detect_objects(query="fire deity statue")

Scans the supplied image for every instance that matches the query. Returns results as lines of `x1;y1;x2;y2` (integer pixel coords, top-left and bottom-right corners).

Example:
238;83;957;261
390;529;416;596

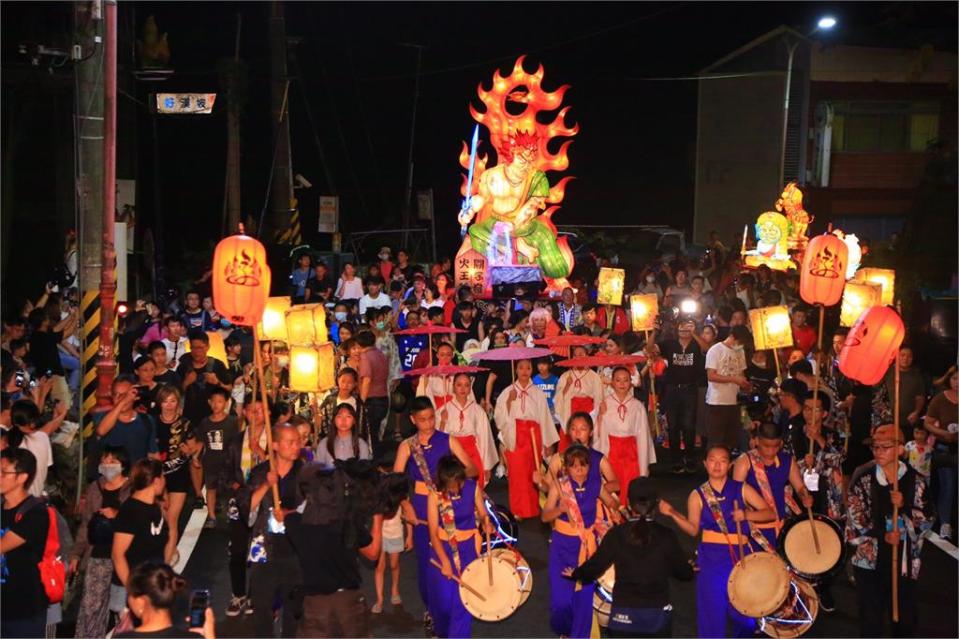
455;57;578;292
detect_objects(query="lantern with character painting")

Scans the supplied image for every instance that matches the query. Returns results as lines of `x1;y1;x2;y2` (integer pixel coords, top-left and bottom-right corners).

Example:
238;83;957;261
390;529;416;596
212;229;271;326
838;305;905;386
800;233;848;307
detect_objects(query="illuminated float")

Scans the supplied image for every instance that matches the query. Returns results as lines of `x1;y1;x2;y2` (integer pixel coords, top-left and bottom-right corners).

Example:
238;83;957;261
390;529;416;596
455;56;578;296
741;182;813;271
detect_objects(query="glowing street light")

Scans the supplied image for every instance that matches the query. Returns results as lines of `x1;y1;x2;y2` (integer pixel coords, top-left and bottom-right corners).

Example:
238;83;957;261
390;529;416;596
817;16;837;30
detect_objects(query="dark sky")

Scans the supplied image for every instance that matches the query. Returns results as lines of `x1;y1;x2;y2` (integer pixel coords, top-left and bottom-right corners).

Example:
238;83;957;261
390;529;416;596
2;1;956;294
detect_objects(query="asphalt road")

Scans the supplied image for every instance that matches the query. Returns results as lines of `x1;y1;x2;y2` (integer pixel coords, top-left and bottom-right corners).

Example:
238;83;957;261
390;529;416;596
174;458;958;639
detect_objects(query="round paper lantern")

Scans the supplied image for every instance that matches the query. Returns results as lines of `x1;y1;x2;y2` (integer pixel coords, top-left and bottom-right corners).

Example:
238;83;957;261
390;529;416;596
212;232;271;326
838;306;905;386
800;233;848;307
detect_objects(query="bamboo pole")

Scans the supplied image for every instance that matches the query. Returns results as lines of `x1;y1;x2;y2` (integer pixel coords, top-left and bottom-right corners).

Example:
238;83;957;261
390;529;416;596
892;349;901;623
772;347;782;384
253;326;281;510
805;304;826;553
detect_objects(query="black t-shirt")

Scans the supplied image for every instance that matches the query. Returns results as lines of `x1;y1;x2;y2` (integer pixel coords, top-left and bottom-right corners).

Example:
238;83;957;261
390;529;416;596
780;411;807;458
116;626;202;638
285;512;373;595
155;369;181;388
112;499;169;585
28;330;65;376
195;415;239;462
746;363;777;399
0;498;50;620
227;328;255;366
307;275;335;301
658;339;704;387
155;416;191;461
176;357;230;424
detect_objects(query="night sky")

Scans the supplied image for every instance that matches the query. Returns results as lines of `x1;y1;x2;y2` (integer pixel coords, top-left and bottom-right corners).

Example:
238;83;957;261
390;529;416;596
1;2;956;305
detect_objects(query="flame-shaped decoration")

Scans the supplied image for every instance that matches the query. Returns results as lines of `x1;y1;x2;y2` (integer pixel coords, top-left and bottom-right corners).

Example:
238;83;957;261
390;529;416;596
459;56;579;213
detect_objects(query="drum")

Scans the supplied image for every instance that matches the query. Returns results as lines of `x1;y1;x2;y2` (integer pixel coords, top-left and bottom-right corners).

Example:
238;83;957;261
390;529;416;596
481;499;519;551
778;514;845;581
459;554;523;621
489;548;533;606
593;565;615;627
757;576;819;638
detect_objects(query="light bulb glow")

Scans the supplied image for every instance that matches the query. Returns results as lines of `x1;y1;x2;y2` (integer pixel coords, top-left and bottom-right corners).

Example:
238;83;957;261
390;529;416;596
817;16;837;29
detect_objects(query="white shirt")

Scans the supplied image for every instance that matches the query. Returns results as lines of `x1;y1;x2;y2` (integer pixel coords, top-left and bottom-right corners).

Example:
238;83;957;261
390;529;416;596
314;435;371;466
336;277;364;300
439;397;499;472
20;431;53;497
595;393;656;475
359;292;392;316
705;341;746;405
494;382;559;452
162;336;189;368
554;369;604;431
416;375;453;409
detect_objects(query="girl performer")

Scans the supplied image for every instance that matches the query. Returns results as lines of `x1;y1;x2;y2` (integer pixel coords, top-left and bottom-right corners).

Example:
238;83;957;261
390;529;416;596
438;373;498;486
416;342;457;410
542;445;619;638
495;359;560;519
554;346;605;452
659;444;775;638
428;455;494;639
536;412;620;496
596;367;657;506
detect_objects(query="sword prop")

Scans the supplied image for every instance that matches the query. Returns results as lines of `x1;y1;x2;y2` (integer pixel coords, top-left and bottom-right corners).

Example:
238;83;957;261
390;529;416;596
460;125;480;238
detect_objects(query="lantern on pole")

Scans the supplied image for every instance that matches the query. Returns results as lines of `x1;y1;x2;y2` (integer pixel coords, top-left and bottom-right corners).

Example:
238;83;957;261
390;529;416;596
629;294;658;332
749;306;794;351
184;331;228;364
288;344;337;392
597;268;625;306
839;280;882;328
800;233;848;307
285;304;329;346
212;229;271;326
853;268;895;307
258;296;291;341
838;306;905;386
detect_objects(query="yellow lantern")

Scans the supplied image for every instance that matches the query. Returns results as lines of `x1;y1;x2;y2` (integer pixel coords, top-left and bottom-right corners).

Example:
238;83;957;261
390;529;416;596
853;268;895;307
749;305;794;350
840;280;882;328
288;343;336;392
258;296;291;341
184;331;228;364
285;303;329;346
629;294;658;332
597;268;625;306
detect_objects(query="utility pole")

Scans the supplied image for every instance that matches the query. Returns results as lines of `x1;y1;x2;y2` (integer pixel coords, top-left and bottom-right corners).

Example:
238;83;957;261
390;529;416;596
77;0;104;309
98;0;118;405
400;42;425;251
222;13;243;235
268;1;293;242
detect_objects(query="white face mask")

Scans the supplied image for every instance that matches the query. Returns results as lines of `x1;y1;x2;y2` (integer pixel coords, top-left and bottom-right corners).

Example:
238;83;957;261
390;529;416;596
646;275;656;284
378;253;389;261
334;311;348;322
99;463;123;481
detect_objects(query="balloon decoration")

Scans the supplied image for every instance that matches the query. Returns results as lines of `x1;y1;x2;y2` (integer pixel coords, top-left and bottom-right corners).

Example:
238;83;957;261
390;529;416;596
212;231;271;326
749;305;794;351
838;306;905;386
597;268;626;306
285;303;329;346
800;233;848;306
629;294;658;332
288;343;336;392
258;296;292;342
853;268;896;307
839;280;882;328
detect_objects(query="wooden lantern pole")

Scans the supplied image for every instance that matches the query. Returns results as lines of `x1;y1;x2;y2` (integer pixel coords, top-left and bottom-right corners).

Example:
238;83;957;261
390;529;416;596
804;303;826;554
772;347;782;384
253;325;281;509
645;330;660;438
892;346;901;623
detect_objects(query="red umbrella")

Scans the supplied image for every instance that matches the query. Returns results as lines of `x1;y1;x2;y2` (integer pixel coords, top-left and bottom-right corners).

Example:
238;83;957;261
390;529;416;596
555;354;647;368
468;347;553;362
393;325;466;366
403;364;488;377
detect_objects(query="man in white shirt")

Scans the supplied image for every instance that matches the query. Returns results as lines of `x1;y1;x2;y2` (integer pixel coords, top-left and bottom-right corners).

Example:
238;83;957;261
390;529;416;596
161;317;189;369
358;276;392;317
704;325;752;452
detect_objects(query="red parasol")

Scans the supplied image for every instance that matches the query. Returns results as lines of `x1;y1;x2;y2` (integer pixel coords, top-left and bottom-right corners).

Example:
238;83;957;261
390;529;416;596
533;334;606;358
403;364;488;377
555;354;647;368
393;325;466;366
468;347;553;362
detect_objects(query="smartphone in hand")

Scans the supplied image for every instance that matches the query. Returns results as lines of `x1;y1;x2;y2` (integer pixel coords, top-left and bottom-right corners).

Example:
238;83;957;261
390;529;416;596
188;589;210;628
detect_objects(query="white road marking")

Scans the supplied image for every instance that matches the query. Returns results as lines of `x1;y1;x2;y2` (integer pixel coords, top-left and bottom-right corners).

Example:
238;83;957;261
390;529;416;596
174;487;208;574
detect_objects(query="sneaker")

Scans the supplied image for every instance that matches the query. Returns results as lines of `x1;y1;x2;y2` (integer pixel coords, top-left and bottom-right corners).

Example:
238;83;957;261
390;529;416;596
941;523;953;541
391;594;402;605
203;516;216;529
226;596;247;617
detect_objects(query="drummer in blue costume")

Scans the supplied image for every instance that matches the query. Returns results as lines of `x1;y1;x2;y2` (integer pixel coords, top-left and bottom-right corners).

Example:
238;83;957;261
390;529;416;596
659;444;775;638
394;396;477;636
542;444;620;638
427;455;494;638
732;422;813;548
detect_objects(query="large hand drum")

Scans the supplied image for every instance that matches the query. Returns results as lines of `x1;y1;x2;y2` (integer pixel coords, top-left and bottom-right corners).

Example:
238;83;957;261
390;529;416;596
727;552;792;618
459;553;523;621
593;565;615;627
778;514;844;581
489;548;533;605
758;576;820;638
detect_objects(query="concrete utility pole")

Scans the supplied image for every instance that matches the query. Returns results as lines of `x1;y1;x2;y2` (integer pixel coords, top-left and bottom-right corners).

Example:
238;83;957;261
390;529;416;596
268;0;293;241
98;0;118;406
223;13;243;235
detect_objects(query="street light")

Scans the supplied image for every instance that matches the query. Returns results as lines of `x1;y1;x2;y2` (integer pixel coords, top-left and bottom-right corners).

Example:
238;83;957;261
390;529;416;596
778;16;838;189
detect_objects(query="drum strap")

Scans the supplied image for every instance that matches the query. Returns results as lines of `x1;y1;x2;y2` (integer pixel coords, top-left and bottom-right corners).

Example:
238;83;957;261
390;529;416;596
747;451;782;528
438;492;463;574
556;473;596;591
699;482;739;564
407;435;437;493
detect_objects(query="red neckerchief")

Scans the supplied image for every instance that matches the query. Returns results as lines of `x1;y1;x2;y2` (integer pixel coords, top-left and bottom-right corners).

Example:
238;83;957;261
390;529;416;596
455;398;474;427
610;393;631;421
513;382;531;413
572;369;588;391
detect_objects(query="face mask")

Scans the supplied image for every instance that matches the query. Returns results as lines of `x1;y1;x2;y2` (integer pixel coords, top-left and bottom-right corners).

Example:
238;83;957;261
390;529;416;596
375;321;387;331
378;253;389;261
99;463;122;481
335;312;347;322
646;275;656;283
276;355;290;368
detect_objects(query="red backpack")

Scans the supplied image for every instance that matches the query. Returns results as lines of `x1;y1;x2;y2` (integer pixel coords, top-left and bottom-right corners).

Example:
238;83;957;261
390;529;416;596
15;497;66;604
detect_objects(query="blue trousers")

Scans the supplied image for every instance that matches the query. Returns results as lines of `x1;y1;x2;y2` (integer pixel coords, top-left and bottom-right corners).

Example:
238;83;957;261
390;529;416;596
549;531;595;638
696;544;756;638
428;540;477;638
412;494;431;608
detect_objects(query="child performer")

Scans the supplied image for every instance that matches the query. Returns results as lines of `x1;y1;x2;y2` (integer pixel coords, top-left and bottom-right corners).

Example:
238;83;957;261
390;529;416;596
495;359;560;519
416;342;457;409
554;346;604;452
439;373;498;486
596;367;656;506
428;455;494;639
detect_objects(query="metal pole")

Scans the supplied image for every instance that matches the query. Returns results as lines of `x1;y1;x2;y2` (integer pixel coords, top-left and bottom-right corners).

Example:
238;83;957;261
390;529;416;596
401;43;425;250
97;0;118;408
778;39;799;190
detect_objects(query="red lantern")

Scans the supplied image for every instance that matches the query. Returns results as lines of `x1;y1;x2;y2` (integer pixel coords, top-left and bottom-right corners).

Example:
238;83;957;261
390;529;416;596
800;234;848;306
212;232;271;326
838;306;905;386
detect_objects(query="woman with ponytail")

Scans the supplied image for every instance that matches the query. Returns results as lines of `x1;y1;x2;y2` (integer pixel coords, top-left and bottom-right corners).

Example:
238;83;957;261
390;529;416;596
564;478;694;638
114;561;214;638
